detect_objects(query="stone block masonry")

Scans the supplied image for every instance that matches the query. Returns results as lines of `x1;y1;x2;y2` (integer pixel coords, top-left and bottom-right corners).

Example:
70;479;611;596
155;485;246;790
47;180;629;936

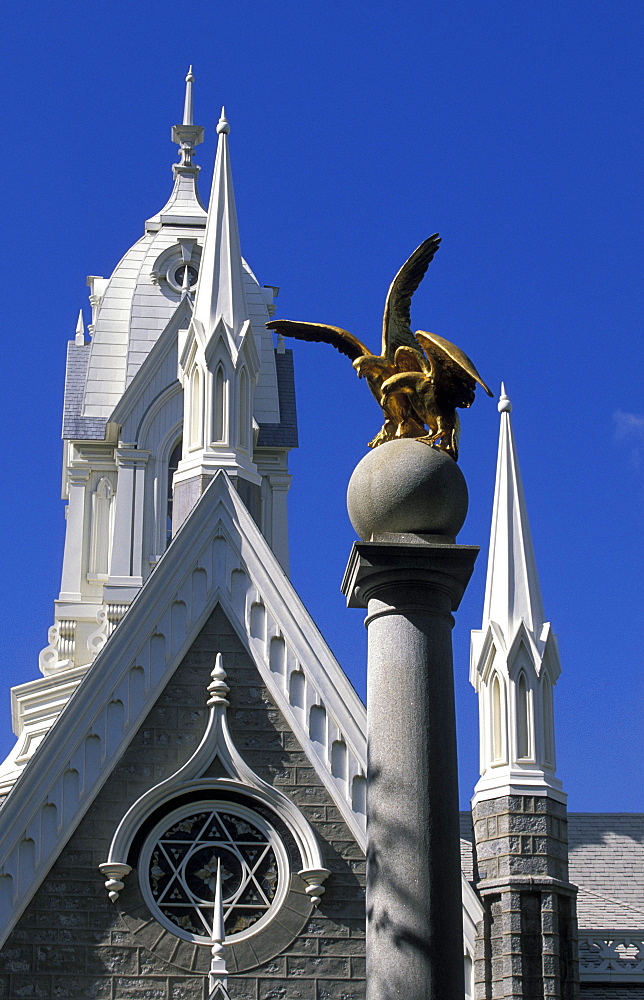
473;795;579;1000
0;606;366;998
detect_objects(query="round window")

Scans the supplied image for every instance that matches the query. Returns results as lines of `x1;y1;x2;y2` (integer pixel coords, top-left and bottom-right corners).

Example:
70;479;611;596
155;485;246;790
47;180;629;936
139;800;289;943
170;263;199;291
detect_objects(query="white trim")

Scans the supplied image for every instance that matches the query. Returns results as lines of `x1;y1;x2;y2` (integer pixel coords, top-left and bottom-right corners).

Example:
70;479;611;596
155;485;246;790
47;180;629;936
0;473;482;950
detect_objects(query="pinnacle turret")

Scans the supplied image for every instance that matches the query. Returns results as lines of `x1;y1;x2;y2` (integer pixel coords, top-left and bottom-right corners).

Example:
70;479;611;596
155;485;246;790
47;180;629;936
470;385;563;804
192;106;249;341
145;67;206;231
481;384;545;641
74;309;85;346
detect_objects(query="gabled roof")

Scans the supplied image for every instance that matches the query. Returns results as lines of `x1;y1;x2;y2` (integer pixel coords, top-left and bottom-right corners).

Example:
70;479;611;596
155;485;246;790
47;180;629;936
0;473;367;945
0;472;482;945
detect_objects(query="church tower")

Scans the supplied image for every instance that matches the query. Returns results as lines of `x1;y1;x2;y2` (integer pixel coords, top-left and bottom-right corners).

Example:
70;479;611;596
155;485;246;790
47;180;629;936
470;386;579;999
0;71;296;797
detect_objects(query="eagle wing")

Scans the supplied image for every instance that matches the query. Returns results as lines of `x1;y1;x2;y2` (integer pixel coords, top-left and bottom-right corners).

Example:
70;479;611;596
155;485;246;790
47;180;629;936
393;345;431;374
267;320;372;362
381;234;442;360
415;331;493;408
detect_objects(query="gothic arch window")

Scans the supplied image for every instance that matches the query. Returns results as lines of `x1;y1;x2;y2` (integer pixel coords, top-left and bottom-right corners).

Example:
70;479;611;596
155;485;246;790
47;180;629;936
140;799;289;944
238;368;250;451
491;673;506;764
89;477;114;578
166;439;182;548
213;365;226;443
189;367;202;448
516;672;531;759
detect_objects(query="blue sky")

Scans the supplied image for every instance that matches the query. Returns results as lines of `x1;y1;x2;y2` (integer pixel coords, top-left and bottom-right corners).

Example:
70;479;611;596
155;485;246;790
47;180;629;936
0;1;641;810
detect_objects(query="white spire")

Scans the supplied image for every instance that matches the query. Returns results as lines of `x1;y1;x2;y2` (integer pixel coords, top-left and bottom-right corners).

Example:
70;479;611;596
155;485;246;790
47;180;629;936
146;68;206;231
74;309;85;346
470;384;563;805
171;65;204;170
183;65;194;126
482;384;545;641
192;107;248;340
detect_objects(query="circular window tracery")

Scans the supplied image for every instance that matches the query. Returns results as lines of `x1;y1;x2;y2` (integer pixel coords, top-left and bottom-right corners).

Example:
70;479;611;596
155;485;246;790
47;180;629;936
140;800;289;944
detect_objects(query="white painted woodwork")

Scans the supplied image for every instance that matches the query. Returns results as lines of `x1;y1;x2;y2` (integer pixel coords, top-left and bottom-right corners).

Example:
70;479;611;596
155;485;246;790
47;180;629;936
470;387;564;804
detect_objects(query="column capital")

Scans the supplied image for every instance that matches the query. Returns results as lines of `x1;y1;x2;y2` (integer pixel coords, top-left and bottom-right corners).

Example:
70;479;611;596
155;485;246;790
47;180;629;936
67;466;91;485
342;538;478;612
115;446;150;469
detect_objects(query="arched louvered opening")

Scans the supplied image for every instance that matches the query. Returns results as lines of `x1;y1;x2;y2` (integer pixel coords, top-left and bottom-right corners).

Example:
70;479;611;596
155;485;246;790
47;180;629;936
542;675;555;766
89;476;114;577
189;366;202;447
238;368;250;451
516;672;531;759
213;364;226;443
491;674;505;763
166;438;182;548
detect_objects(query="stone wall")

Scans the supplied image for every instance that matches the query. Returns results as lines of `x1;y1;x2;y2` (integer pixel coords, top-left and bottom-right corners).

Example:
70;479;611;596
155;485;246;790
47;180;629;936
472;795;579;1000
0;606;366;999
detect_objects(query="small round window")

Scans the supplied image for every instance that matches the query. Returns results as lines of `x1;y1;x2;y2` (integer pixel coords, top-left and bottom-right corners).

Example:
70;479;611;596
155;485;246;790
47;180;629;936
170;263;199;291
140;800;289;943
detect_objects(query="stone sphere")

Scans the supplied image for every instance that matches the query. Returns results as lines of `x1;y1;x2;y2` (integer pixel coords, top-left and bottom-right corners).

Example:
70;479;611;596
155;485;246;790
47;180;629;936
347;438;468;541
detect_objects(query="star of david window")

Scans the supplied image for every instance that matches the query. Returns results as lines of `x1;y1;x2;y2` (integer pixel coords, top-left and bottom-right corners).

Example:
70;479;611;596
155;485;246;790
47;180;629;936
139;799;289;944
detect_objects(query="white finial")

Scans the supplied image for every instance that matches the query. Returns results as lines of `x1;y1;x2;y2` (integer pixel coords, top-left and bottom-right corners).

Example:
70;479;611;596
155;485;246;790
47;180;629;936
180;261;192;300
171;66;203;171
213;857;225;949
208;857;229;994
207;653;230;706
498;381;512;413
217;107;230;135
75;309;85;346
183;66;194;126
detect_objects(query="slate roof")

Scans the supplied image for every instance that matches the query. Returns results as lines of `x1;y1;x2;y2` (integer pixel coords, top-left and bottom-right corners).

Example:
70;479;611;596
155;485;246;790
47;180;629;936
61;341;107;440
568;814;644;931
457;811;644;933
256;348;298;449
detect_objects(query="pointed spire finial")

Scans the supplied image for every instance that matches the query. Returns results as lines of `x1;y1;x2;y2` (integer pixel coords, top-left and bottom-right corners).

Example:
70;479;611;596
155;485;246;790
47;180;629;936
217;107;230;135
75;309;85;346
171;67;204;171
207;653;230;706
192;109;248;339
183;66;194;125
180;260;192;300
208;857;229;996
481;386;545;637
498;381;512;413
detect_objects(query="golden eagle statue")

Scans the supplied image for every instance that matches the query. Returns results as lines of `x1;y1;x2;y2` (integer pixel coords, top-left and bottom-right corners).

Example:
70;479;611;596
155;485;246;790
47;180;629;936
267;235;492;460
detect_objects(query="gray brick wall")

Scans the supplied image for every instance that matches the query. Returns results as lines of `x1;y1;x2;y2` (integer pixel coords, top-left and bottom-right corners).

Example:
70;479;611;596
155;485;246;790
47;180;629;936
0;606;365;999
472;796;579;999
473;795;570;885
